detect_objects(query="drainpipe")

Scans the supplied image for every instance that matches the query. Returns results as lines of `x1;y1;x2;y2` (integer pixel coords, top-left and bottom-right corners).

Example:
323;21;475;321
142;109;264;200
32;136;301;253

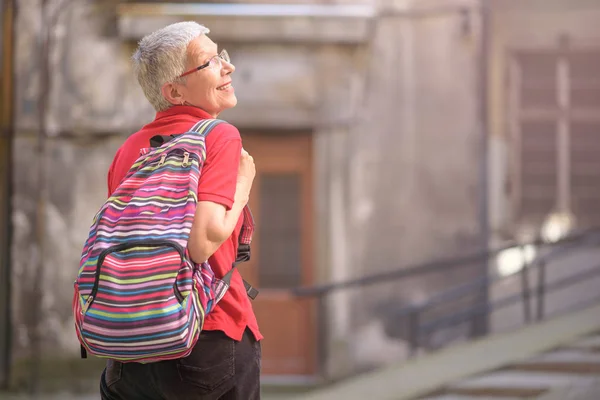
0;0;15;390
473;0;491;337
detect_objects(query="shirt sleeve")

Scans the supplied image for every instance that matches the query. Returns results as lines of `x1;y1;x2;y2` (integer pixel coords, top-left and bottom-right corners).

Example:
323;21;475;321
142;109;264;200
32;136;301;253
197;123;242;210
107;148;122;197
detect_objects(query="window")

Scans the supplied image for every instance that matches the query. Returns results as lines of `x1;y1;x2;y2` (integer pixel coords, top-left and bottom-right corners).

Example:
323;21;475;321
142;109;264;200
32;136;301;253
258;173;302;289
509;46;600;228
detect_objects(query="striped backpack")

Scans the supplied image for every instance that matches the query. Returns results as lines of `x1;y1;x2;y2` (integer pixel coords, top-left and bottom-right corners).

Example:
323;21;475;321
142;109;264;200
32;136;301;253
73;119;256;363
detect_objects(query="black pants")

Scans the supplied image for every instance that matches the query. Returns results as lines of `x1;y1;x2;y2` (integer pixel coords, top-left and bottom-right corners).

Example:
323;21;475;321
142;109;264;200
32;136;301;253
100;328;261;400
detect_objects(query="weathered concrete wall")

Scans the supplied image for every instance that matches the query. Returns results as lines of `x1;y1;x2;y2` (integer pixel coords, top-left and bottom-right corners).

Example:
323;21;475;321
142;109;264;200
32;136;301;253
16;0;151;134
11;135;122;358
11;0;140;363
324;0;483;374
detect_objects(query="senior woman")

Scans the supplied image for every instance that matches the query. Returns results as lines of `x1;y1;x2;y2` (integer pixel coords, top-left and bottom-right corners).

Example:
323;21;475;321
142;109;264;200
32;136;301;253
100;21;262;400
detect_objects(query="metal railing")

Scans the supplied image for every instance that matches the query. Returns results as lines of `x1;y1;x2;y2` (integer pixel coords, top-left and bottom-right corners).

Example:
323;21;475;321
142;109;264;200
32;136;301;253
293;227;600;373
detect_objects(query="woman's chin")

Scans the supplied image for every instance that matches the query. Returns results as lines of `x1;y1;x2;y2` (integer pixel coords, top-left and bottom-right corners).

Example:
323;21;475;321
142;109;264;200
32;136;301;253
223;95;238;110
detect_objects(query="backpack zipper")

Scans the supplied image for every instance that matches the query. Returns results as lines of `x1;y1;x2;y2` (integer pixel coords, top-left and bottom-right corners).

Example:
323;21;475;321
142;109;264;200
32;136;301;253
157;153;167;167
157;150;194;168
83;240;187;313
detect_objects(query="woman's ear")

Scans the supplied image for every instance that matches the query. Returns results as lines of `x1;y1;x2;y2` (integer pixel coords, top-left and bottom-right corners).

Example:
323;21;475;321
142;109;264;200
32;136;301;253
161;82;185;106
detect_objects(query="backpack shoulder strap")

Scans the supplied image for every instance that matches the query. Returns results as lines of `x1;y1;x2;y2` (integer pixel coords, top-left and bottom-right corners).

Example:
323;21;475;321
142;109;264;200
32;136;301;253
236;206;258;299
220;206;258;300
189;119;224;136
148;119;225;149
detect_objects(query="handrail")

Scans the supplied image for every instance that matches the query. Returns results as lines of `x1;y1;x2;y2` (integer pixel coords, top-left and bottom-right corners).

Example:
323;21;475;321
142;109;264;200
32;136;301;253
293;226;600;367
414;232;600;313
408;230;600;353
292;227;600;297
420;261;600;335
292;243;514;297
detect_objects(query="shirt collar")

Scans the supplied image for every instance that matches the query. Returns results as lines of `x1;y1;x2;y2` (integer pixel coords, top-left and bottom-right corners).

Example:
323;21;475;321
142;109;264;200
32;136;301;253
155;105;214;121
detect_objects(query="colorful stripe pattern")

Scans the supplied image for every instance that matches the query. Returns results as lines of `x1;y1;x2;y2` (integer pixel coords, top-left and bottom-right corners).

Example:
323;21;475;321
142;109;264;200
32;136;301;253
73;119;229;363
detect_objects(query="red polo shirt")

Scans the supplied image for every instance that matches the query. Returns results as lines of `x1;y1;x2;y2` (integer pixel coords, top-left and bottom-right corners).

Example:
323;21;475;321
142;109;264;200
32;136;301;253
107;105;262;342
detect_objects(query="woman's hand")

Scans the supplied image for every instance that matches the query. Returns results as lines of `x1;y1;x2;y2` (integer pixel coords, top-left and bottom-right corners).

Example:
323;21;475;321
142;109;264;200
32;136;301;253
235;149;256;204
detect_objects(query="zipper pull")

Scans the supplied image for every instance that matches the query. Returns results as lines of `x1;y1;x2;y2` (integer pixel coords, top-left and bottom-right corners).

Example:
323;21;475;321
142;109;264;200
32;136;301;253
182;152;190;167
158;153;167;167
81;296;93;315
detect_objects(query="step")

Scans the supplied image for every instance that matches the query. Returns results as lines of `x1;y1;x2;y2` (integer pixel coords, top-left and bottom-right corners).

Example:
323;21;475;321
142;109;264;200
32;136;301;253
565;334;600;352
444;387;547;397
421;395;524;400
525;349;600;363
510;349;600;374
444;370;597;397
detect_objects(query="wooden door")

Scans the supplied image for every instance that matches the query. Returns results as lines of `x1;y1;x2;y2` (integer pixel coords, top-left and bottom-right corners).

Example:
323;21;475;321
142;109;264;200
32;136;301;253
241;132;316;377
0;0;14;387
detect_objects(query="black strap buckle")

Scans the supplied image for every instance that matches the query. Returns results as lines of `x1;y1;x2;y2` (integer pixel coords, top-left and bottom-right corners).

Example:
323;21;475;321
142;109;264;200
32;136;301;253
244;280;259;300
235;244;257;299
235;244;251;264
149;134;178;148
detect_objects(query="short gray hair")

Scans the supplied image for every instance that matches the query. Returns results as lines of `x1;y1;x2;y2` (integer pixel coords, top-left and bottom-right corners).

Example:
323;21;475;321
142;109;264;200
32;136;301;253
132;21;210;112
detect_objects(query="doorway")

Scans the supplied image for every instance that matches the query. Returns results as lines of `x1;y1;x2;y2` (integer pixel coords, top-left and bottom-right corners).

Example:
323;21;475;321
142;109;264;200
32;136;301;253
241;132;316;378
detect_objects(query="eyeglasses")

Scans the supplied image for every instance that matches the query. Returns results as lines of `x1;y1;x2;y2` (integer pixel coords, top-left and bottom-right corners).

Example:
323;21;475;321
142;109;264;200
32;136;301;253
179;49;230;78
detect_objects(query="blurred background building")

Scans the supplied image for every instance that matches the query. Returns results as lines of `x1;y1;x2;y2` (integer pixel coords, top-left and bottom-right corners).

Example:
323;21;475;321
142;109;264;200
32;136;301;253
1;0;600;396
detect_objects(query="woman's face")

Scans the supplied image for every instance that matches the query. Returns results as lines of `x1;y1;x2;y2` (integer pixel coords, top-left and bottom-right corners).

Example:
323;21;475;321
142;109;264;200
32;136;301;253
177;35;237;117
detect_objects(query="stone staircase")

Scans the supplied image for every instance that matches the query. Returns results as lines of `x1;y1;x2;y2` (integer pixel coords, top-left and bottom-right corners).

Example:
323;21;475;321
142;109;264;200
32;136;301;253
293;304;600;400
417;334;600;399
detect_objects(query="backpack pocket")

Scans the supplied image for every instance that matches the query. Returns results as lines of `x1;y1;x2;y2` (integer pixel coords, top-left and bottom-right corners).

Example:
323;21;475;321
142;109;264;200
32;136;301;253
76;240;203;362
